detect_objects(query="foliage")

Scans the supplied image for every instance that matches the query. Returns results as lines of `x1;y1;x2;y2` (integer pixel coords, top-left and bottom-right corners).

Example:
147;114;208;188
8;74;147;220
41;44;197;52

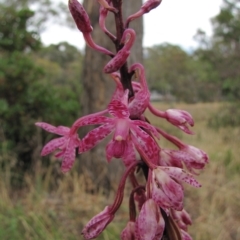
194;0;240;127
144;43;218;103
195;0;240;101
0;4;82;175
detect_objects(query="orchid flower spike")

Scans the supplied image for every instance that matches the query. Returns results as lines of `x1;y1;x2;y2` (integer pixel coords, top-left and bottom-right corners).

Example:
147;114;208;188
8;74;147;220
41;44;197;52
126;0;162;28
104;28;136;73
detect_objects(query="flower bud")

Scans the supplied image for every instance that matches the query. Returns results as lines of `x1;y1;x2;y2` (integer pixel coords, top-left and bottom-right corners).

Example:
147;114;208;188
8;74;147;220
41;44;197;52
82;206;114;239
68;0;93;33
165;109;194;134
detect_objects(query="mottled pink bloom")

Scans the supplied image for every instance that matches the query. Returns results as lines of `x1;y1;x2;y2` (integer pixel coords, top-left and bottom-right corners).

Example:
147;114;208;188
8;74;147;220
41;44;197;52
156;127;209;174
159;149;183;168
82;206;114;239
35;122;80;173
151;167;201;211
110;69;151;119
135;199;165;240
121;221;136;240
104;28;136;73
161;148;207;174
80;91;160;165
148;104;194;134
126;0;162;27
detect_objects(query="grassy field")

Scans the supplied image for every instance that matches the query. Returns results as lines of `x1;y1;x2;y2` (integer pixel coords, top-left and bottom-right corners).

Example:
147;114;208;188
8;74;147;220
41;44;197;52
0;102;240;240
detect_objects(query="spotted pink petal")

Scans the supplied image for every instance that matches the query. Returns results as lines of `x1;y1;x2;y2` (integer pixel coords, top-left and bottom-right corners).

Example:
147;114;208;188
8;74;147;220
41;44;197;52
71;110;109;129
131;124;160;165
135;199;165;240
35;122;70;136
41;137;66;156
106;139;127;162
81;123;115;152
160;149;183;168
103;29;136;73
61;139;76;173
152;168;184;211
55;126;71;135
128;89;150;118
132;120;159;139
121;139;137;166
161;167;201;188
35;122;59;134
151;178;173;210
108;100;130;118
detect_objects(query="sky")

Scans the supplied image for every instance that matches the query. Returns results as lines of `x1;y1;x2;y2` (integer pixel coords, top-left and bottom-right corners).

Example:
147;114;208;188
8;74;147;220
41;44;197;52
41;0;223;51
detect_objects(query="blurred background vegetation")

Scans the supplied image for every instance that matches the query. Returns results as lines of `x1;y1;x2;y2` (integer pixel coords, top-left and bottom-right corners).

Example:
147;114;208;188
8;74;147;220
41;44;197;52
0;0;240;239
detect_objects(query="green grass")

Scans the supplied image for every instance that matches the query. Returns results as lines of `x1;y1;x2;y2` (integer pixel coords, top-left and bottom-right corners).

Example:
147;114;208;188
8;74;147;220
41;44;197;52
1;102;240;240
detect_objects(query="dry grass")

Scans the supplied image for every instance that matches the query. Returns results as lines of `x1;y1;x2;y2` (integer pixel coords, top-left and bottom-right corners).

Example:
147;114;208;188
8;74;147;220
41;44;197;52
1;102;240;239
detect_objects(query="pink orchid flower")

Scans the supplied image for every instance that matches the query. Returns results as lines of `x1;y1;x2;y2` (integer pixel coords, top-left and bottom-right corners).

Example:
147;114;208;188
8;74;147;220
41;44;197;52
156;127;209;174
104;28;136;73
148;103;195;134
151;166;201;211
35;122;80;173
109;66;151;119
36;109;108;173
79;90;160;165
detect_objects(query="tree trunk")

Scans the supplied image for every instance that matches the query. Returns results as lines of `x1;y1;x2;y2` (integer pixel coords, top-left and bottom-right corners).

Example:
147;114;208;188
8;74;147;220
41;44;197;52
79;0;143;191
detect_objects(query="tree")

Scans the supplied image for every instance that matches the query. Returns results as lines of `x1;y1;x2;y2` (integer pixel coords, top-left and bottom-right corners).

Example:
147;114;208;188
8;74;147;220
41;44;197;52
144;43;217;103
0;3;81;179
195;0;240;127
195;0;240;101
78;0;143;190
